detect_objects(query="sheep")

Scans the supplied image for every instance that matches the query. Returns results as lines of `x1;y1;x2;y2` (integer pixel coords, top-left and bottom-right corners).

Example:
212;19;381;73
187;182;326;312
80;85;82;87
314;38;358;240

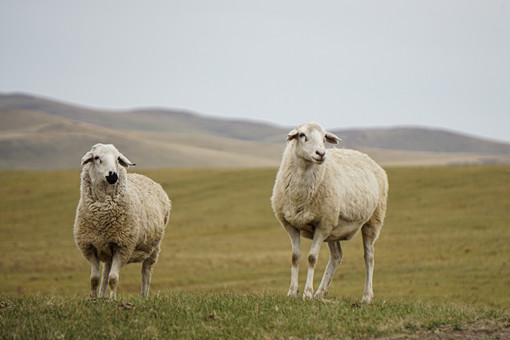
271;122;388;303
73;143;171;299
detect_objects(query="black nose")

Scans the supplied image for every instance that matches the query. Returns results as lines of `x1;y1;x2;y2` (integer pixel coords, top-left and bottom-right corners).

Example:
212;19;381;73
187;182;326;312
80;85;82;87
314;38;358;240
106;171;118;184
316;150;325;159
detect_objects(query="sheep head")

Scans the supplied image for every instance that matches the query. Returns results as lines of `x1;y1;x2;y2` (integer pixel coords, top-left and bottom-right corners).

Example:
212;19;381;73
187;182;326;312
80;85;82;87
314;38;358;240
81;144;135;186
286;122;341;164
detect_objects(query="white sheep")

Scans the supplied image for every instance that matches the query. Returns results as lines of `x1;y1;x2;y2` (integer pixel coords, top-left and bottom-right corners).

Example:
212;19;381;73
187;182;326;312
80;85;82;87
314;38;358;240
271;122;388;303
73;143;171;299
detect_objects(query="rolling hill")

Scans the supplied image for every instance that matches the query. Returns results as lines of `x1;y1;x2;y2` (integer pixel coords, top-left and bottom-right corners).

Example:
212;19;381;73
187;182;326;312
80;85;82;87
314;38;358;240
1;92;510;169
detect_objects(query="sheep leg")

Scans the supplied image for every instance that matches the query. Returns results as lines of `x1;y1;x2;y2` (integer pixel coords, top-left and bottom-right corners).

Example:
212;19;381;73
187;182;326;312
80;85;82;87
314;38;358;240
283;223;301;297
141;260;152;297
361;225;377;303
141;246;160;297
315;241;343;299
303;230;327;300
108;252;124;300
98;261;111;298
88;255;101;300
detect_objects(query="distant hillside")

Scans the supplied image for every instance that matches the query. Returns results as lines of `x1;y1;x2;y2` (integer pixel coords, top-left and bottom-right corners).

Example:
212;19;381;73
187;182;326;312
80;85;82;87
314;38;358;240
0;93;287;141
0;110;282;170
334;127;510;154
1;92;510;169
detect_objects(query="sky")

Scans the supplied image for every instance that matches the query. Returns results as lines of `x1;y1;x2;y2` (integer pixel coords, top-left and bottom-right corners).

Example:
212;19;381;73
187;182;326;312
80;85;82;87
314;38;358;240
1;1;509;142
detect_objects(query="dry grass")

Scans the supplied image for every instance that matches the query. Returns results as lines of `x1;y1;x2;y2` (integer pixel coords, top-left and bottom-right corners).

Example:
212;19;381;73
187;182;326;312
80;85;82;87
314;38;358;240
0;166;509;307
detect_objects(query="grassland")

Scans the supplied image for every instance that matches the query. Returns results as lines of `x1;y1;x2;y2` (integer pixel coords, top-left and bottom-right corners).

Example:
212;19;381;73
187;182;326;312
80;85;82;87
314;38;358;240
1;292;508;339
1;166;509;338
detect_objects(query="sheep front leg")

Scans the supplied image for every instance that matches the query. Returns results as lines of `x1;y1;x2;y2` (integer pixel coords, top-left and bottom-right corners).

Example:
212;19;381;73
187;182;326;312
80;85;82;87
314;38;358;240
303;230;327;300
88;255;101;300
315;241;342;299
283;224;301;297
108;252;124;300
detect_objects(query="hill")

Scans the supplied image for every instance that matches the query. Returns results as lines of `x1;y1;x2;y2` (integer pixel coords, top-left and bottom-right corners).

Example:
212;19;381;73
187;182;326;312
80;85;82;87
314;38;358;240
334;127;510;154
0;94;284;169
0;93;286;141
1;92;510;169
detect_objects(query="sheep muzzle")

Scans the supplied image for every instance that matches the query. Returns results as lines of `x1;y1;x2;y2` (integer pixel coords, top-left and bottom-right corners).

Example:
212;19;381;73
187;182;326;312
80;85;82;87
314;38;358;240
312;150;326;164
106;171;118;185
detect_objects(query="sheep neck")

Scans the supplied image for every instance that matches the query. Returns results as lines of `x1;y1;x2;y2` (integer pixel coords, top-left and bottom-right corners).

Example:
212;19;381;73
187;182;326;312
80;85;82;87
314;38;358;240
283;151;326;206
81;168;125;203
90;180;118;202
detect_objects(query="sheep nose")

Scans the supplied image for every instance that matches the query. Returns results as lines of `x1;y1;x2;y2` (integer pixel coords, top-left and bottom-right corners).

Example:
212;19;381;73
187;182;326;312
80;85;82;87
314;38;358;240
316;150;326;159
106;171;118;184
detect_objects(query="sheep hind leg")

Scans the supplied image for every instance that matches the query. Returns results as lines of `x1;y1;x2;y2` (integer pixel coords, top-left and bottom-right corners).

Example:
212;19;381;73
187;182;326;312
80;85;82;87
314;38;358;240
140;261;152;298
361;223;380;304
141;249;158;297
303;230;327;300
98;261;111;298
314;241;342;299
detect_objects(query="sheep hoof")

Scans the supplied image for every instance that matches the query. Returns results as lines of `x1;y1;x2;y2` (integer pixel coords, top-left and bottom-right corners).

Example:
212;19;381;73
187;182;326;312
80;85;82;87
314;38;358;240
314;290;327;299
303;289;314;300
361;294;373;304
287;290;298;298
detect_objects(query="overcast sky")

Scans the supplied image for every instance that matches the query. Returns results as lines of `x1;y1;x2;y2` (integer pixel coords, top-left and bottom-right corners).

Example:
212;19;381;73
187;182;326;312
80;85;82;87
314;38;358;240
1;1;509;142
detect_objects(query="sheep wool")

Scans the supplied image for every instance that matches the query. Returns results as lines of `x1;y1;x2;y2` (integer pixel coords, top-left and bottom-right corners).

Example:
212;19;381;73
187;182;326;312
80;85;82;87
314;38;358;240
73;144;171;299
271;122;388;303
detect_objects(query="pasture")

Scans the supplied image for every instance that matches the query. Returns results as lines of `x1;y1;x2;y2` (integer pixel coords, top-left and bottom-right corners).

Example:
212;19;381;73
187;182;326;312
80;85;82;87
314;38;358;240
1;166;509;338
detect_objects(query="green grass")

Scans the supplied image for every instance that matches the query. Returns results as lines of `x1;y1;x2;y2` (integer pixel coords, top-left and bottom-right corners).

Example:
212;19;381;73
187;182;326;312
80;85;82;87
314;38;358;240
1;166;509;338
1;292;508;339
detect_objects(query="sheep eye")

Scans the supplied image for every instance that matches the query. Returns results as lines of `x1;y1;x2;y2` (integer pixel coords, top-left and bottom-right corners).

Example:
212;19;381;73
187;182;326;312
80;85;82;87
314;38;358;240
299;133;308;141
94;156;101;163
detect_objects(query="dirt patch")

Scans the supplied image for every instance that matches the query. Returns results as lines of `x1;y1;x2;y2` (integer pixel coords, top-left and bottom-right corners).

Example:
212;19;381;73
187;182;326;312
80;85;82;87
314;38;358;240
373;319;510;340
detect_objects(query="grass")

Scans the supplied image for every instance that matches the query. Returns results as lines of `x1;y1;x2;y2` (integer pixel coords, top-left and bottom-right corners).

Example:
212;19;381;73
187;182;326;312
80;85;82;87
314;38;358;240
1;166;509;338
1;292;508;339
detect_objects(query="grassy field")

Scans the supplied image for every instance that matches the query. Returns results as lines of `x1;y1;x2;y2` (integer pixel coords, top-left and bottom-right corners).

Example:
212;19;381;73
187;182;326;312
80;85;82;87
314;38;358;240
1;166;509;338
1;292;508;339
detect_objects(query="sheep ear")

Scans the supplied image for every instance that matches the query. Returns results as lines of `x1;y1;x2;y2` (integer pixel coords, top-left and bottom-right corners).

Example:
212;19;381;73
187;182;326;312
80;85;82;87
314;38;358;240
325;132;341;144
81;151;94;166
118;154;135;168
286;128;299;141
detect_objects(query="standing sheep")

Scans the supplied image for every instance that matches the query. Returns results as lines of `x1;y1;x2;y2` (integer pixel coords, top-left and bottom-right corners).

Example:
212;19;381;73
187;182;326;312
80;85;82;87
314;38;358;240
74;143;171;299
271;122;388;303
